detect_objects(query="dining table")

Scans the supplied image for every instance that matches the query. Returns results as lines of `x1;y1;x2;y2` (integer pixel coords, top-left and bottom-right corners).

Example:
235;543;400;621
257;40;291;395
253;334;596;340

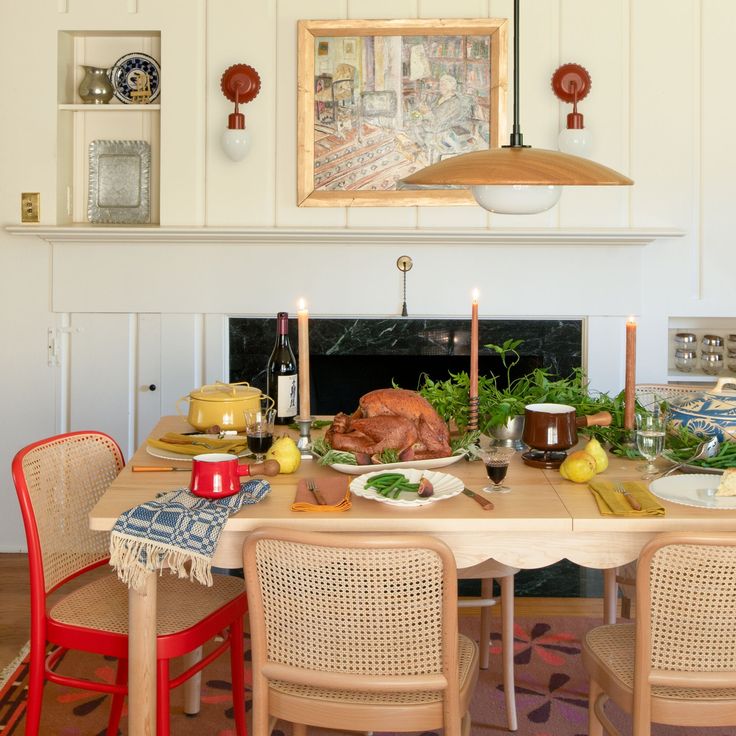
88;415;736;735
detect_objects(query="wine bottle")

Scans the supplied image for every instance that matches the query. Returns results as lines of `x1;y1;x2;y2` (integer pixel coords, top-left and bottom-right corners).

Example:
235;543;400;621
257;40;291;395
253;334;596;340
266;312;298;425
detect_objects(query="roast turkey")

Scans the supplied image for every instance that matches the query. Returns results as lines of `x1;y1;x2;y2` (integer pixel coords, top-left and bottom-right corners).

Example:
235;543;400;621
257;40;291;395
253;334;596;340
325;388;452;460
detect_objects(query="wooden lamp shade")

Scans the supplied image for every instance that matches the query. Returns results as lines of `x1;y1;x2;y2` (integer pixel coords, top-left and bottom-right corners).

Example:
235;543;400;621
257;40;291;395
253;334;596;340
401;147;633;187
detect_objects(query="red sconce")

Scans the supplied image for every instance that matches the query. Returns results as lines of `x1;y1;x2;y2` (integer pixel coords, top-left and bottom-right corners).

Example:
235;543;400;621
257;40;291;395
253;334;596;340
220;63;261;161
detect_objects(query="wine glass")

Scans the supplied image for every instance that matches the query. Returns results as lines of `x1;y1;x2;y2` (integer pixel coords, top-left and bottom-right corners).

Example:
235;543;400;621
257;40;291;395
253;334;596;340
635;408;667;480
244;408;275;462
480;447;515;493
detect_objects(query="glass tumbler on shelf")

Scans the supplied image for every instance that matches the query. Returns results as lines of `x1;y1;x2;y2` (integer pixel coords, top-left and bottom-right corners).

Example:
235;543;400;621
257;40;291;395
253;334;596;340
673;332;697;347
674;348;697;373
701;351;724;375
635;408;667;480
728;348;736;374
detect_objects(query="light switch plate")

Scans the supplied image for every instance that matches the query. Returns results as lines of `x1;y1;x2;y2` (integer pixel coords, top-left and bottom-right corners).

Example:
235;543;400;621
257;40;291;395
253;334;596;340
21;192;40;223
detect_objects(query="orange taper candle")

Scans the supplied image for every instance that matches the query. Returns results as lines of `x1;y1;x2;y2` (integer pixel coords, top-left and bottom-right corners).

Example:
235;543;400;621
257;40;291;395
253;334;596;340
624;316;637;430
469;289;480;431
297;299;311;420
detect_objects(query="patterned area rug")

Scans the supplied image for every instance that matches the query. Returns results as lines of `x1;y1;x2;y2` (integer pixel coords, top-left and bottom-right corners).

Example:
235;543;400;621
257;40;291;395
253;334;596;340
1;615;732;735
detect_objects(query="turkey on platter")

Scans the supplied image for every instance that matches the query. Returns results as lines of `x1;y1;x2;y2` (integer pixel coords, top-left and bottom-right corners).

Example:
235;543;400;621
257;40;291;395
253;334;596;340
325;388;452;461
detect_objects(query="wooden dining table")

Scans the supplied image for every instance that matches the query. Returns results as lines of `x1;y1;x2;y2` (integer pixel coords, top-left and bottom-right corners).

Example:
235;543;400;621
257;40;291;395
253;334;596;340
89;415;736;735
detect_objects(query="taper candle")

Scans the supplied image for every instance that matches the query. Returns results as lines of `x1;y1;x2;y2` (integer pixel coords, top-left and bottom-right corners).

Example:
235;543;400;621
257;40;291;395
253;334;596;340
469;289;480;431
297;299;310;420
624;316;637;430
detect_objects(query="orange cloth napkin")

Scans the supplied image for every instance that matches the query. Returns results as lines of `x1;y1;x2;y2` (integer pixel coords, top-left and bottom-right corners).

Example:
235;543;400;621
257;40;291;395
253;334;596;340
291;478;352;512
588;479;665;517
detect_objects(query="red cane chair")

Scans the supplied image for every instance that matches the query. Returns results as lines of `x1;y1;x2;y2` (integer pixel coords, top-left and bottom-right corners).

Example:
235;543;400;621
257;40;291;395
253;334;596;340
12;431;248;736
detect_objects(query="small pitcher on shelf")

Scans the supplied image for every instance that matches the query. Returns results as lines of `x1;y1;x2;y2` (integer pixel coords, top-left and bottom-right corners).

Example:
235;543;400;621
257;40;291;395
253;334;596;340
78;65;114;104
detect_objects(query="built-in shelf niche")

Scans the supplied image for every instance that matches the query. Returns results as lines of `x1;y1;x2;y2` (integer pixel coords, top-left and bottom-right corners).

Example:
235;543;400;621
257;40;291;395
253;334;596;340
57;30;161;225
668;317;736;384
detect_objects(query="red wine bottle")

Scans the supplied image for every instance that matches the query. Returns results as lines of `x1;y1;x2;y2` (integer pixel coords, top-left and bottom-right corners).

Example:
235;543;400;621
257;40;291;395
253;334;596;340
266;312;298;425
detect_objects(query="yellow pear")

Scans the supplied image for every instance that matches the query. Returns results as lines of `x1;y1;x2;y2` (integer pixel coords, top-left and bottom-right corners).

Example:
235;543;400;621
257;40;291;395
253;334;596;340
583;437;609;473
559;450;597;483
265;436;301;474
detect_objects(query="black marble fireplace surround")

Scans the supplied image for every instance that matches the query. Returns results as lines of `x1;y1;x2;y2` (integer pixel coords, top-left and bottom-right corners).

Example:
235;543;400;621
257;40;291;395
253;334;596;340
229;316;601;598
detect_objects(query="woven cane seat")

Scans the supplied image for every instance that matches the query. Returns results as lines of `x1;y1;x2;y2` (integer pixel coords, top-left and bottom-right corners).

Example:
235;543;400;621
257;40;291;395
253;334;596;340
50;572;245;637
585;624;736;702
269;633;477;706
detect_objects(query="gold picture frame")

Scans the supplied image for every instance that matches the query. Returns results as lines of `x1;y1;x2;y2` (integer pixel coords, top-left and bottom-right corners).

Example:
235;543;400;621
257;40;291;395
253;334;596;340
297;18;508;207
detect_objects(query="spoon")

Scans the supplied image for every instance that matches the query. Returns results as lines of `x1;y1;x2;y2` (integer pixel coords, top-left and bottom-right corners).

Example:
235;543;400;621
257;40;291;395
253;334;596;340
658;436;720;478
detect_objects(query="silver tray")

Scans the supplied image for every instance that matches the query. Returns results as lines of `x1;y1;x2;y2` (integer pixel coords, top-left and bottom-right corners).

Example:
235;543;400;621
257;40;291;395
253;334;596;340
88;140;151;224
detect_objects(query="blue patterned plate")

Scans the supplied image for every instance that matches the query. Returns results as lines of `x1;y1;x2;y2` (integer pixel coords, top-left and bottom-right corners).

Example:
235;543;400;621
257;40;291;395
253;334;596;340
111;52;160;104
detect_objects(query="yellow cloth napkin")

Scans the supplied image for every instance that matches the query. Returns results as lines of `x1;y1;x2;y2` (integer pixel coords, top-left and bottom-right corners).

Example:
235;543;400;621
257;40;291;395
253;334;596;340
588;479;666;517
147;433;250;457
291;478;352;513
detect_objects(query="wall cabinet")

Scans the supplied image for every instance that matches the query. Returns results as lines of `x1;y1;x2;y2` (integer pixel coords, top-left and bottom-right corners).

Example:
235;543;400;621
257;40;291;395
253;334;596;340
57;31;161;224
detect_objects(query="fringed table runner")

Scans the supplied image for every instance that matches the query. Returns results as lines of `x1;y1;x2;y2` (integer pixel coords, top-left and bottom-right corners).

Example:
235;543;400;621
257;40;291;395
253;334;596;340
110;480;270;591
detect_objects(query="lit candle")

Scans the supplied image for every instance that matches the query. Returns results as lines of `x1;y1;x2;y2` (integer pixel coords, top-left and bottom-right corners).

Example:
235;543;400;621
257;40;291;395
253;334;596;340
297;299;310;420
624;316;637;430
469;289;479;431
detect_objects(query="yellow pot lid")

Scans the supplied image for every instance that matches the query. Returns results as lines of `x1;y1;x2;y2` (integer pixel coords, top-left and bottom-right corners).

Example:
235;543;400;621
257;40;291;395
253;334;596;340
189;382;260;402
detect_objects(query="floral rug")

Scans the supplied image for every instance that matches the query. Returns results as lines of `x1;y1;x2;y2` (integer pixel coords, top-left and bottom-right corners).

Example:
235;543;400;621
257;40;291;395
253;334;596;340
0;615;731;735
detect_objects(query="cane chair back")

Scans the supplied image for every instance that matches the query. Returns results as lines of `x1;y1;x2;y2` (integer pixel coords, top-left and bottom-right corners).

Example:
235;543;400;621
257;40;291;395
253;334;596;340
584;532;736;736
244;528;479;736
12;431;248;736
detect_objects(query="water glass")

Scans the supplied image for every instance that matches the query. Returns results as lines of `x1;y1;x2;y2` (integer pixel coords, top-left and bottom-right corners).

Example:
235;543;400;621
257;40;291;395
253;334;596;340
244;408;275;462
635;409;667;480
480;447;515;494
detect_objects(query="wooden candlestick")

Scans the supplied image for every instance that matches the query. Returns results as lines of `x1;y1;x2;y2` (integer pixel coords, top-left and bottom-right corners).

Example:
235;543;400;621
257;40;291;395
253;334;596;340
469;290;479;431
297;299;311;421
624;317;637;430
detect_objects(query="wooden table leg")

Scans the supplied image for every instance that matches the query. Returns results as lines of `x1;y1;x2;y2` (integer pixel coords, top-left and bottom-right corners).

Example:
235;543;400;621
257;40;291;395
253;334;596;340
602;568;617;625
128;571;157;735
183;647;203;715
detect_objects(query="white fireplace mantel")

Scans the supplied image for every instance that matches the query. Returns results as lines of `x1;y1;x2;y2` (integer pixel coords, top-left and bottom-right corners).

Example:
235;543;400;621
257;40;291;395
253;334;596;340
6;225;684;247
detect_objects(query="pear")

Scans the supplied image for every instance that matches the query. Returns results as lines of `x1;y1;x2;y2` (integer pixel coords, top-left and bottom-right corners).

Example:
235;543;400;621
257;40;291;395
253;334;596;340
265;436;301;474
583;437;609;473
559;450;597;483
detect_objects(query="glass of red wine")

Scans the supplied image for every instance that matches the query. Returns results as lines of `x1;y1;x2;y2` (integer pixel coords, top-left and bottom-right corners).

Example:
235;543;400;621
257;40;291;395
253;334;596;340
480;447;515;494
244;408;275;462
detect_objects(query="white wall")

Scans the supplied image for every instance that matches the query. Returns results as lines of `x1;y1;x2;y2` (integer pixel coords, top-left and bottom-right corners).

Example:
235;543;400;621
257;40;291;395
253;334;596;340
1;0;735;550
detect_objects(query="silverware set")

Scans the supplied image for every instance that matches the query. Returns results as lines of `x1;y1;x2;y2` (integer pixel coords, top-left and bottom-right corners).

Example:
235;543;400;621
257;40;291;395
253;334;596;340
307;479;327;505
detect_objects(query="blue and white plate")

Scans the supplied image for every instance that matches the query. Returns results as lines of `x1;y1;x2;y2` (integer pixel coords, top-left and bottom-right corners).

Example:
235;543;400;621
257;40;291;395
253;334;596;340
111;52;161;104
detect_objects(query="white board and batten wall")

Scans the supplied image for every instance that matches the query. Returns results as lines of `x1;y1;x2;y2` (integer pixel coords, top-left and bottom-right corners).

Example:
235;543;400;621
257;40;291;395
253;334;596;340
1;0;734;550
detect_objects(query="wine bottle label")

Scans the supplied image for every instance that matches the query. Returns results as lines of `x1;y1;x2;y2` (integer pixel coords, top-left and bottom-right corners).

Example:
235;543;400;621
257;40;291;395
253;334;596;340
276;374;298;418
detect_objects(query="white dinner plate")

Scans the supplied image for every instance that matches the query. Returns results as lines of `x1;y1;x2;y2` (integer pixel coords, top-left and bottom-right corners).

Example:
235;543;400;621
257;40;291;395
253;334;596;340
322;454;464;476
349;469;464;507
146;442;251;462
648;474;736;509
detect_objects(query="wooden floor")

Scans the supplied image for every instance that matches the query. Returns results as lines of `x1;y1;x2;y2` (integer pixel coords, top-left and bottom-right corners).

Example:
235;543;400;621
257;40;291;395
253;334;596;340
0;552;617;676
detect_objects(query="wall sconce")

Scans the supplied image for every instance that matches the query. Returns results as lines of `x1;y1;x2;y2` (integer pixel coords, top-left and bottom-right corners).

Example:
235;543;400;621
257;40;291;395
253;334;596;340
220;63;261;161
551;63;593;157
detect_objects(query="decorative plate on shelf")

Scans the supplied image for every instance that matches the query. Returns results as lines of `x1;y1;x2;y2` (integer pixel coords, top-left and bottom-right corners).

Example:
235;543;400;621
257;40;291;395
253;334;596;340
88;140;151;224
319;454;464;476
349;469;464;507
111;52;161;104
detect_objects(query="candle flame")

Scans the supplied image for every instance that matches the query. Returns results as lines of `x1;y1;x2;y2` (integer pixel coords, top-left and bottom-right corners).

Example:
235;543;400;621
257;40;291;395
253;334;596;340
627;315;636;325
298;298;307;311
472;288;479;303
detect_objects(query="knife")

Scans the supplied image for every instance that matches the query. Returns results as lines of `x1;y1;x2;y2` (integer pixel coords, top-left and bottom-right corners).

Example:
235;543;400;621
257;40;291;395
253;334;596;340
462;487;494;510
132;466;190;472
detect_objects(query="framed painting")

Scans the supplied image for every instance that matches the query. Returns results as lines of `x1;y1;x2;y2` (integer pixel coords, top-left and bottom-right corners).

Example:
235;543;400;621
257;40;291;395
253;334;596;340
297;18;508;207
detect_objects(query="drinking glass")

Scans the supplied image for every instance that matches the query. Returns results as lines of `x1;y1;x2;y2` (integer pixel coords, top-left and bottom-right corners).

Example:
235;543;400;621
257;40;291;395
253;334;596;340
635;409;667;480
244;408;275;462
480;447;515;493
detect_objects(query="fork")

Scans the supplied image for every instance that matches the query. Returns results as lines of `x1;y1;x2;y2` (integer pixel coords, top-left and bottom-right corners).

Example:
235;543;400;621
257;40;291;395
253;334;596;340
614;482;642;511
307;479;327;505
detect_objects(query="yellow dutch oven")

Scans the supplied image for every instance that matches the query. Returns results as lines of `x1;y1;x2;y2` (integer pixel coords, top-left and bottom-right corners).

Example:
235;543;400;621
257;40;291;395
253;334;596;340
177;381;273;431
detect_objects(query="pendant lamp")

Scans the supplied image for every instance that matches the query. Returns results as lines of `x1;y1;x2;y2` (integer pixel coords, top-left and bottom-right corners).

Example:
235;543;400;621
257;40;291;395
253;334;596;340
400;0;632;214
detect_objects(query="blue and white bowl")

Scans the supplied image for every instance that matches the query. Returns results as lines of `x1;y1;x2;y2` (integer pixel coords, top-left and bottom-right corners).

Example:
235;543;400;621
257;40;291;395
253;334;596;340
670;378;736;442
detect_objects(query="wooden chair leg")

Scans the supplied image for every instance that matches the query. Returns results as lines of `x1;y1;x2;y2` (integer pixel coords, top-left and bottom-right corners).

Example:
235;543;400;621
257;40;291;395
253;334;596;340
107;658;128;736
156;658;171;736
620;593;632;619
602;568;618;625
479;577;492;670
292;723;308;736
587;679;605;736
230;616;248;736
500;575;518;731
